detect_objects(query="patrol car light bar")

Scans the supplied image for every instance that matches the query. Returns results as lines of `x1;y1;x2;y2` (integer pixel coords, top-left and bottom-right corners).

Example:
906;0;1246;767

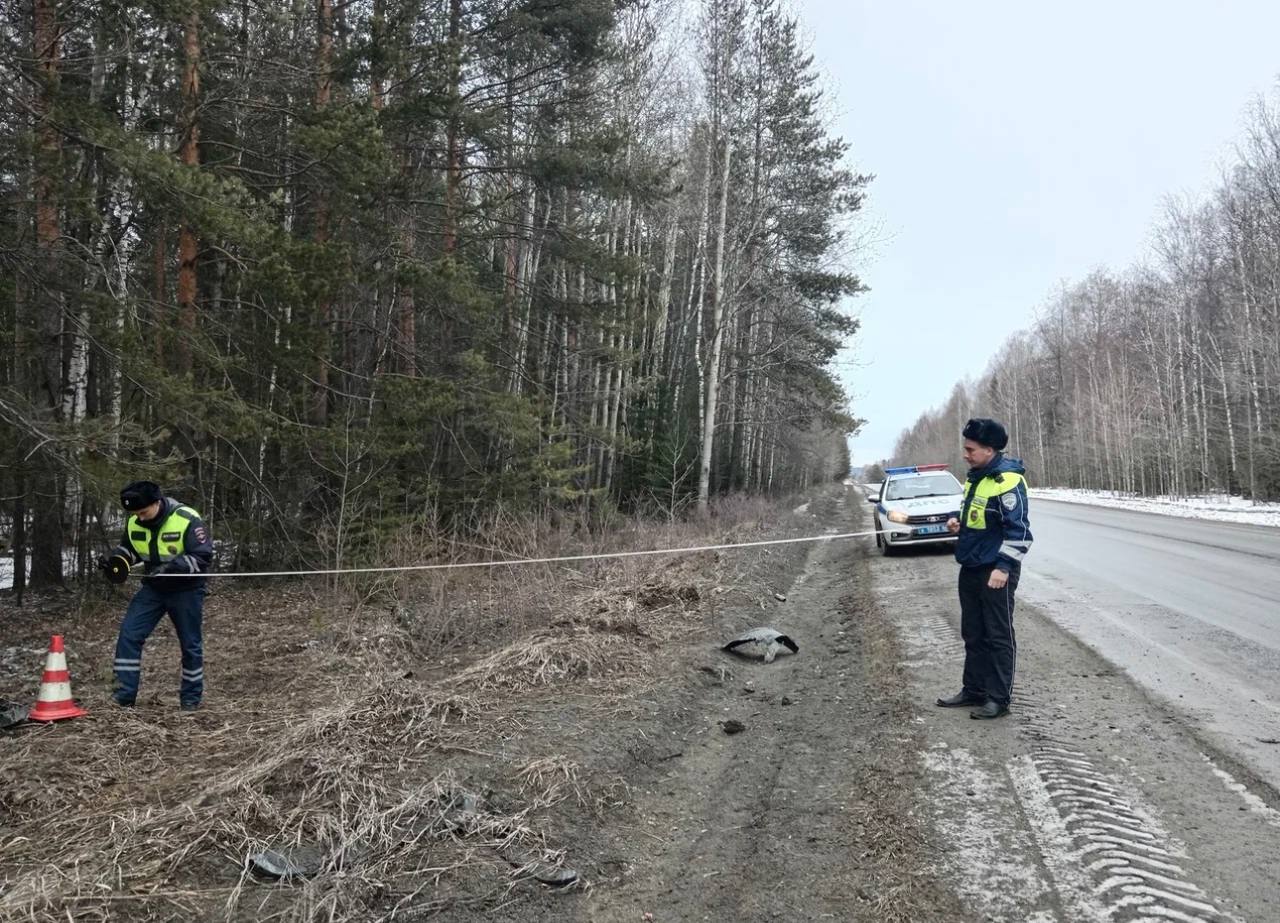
884;464;949;475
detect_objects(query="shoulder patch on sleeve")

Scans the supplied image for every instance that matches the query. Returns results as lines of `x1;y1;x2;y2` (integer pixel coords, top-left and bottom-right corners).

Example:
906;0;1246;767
193;525;208;544
1001;492;1018;510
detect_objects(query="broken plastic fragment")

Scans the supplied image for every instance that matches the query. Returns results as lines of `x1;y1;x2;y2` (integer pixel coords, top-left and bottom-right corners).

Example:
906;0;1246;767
721;627;799;663
0;702;28;730
502;847;578;887
248;845;325;879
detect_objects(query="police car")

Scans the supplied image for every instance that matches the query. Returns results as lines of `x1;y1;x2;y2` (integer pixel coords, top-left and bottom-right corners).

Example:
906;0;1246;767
868;464;964;555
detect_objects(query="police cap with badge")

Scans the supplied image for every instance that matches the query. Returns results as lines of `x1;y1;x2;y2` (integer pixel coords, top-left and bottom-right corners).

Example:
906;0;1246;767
97;481;164;584
120;480;163;511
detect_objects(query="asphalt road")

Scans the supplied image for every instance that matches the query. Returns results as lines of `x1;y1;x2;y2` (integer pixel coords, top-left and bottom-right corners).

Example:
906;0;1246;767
1021;498;1280;792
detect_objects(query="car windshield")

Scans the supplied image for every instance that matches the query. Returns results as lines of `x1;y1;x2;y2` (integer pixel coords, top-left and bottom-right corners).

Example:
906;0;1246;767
884;472;961;501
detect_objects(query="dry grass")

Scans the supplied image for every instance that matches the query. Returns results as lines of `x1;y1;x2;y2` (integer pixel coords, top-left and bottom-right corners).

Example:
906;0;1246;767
516;756;586;811
0;677;583;922
0;494;807;922
449;632;635;692
839;571;973;923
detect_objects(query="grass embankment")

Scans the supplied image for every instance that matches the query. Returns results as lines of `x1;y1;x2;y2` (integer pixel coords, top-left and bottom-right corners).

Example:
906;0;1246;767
0;497;811;922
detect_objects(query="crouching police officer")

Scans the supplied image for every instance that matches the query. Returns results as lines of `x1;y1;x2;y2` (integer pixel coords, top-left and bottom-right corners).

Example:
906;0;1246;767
98;481;213;711
936;418;1033;720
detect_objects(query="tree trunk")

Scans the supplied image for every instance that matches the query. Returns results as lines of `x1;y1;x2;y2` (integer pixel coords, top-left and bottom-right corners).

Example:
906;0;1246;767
153;223;167;368
176;6;201;376
680;146;713;424
443;0;463;254
310;0;333;423
29;0;65;588
370;0;385;111
697;138;733;513
12;266;28;600
394;227;417;377
652;218;677;381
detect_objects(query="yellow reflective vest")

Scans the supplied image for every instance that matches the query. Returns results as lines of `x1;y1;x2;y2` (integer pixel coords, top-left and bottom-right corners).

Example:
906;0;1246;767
956;457;1033;570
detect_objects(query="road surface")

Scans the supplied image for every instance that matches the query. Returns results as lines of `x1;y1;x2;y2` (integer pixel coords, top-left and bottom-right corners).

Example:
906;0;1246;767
871;493;1280;922
1022;499;1280;792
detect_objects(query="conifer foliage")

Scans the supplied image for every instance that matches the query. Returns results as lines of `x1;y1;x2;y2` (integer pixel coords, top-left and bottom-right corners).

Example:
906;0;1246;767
0;0;869;587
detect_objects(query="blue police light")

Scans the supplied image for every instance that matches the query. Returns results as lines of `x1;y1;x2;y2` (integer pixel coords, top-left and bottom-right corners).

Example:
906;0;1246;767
884;466;917;475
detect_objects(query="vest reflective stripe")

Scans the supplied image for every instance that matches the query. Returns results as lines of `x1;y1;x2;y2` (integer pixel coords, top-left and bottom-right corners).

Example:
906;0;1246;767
127;506;200;562
962;474;1024;531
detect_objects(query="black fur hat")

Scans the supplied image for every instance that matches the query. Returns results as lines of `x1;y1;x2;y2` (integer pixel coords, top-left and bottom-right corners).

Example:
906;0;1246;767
120;480;163;511
962;418;1008;451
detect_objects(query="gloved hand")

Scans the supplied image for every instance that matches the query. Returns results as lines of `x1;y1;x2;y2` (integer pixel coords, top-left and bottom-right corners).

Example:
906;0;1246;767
97;554;131;585
156;559;190;576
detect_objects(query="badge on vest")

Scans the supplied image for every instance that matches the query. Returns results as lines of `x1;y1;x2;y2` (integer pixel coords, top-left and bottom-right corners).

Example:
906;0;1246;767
161;531;181;542
1001;493;1018;510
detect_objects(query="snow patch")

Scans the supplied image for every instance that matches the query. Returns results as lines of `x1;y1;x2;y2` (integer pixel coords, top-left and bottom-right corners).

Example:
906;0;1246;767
922;747;1059;922
1030;487;1280;528
0;551;81;591
1200;753;1280;829
1008;756;1113;922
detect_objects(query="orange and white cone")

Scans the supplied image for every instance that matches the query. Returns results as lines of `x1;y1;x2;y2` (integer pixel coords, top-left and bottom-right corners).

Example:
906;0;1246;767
29;635;88;722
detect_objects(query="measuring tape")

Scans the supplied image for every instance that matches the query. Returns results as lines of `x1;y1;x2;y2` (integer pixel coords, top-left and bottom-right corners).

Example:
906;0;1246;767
134;526;901;580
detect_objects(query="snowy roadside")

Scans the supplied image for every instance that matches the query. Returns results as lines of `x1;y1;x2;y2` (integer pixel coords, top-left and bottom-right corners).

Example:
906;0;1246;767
1030;486;1280;528
0;552;81;591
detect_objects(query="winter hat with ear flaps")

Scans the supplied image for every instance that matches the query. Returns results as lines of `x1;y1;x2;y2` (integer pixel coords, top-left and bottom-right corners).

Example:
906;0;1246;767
120;480;162;511
962;418;1008;451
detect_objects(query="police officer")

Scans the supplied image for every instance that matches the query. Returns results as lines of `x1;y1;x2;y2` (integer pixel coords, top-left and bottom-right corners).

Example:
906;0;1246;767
98;481;213;711
935;418;1033;720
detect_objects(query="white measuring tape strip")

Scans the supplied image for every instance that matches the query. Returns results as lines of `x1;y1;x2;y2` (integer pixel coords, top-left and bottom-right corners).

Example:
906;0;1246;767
141;526;906;579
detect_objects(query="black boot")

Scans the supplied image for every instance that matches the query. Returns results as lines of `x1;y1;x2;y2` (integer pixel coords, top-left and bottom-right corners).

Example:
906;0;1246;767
936;691;984;708
969;700;1009;720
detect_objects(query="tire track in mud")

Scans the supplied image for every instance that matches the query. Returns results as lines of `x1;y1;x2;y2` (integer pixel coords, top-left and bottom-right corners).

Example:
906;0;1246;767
579;486;968;922
1010;737;1241;922
916;606;1241;922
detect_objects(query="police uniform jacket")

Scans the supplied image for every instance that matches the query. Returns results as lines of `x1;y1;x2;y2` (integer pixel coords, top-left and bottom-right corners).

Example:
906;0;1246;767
111;497;214;591
955;454;1033;572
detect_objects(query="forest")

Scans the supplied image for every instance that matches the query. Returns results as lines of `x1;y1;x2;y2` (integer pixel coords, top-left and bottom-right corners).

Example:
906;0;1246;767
0;0;869;593
890;94;1280;502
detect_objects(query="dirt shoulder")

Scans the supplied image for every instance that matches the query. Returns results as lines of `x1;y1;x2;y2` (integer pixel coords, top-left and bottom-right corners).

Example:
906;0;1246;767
0;485;969;922
874;537;1280;923
566;488;968;923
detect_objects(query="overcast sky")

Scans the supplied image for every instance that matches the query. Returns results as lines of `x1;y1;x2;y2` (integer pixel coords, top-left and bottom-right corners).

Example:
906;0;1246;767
794;0;1280;466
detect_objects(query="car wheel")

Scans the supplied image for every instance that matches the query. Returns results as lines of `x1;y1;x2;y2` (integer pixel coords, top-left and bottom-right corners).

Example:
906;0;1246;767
874;516;882;548
881;531;895;557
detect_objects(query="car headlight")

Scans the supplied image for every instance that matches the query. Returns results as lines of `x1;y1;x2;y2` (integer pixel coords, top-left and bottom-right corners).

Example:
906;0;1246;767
886;510;909;524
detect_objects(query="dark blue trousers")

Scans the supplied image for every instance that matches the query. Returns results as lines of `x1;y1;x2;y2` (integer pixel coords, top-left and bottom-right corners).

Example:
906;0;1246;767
958;564;1019;707
112;584;206;705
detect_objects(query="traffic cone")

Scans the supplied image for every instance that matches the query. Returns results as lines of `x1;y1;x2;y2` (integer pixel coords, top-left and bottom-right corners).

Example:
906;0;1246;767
29;635;88;722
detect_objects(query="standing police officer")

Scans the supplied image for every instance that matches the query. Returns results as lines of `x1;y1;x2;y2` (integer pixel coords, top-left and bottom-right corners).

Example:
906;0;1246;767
98;481;213;711
936;419;1033;720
